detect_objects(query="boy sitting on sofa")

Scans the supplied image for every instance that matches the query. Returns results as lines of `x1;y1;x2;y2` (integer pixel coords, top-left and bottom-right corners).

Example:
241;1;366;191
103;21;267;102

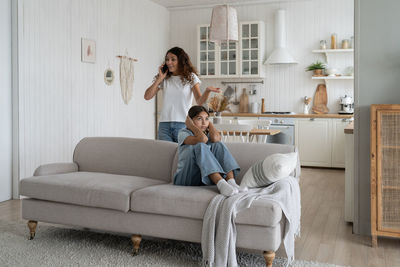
173;105;245;196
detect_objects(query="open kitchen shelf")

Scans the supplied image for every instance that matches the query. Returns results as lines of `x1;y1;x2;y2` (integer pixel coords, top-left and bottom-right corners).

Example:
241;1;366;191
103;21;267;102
312;49;354;53
310;47;354;83
311;48;354;67
312;76;353;80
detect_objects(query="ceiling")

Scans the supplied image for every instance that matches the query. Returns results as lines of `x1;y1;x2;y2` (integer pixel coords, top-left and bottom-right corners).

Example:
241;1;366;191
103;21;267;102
149;0;297;9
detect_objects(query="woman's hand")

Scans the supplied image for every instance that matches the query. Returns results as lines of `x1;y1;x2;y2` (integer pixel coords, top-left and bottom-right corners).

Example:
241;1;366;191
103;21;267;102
157;64;168;81
206;86;221;94
144;65;166;100
193;86;221;105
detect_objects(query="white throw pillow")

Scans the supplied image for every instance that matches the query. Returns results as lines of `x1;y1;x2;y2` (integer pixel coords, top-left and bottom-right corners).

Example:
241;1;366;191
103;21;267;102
240;152;298;189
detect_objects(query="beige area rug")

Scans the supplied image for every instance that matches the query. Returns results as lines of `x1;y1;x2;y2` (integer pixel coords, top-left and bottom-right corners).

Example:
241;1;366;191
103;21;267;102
0;220;349;267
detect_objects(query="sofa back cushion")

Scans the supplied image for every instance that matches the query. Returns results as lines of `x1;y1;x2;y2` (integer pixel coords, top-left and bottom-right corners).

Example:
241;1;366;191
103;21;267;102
171;142;299;183
74;137;178;183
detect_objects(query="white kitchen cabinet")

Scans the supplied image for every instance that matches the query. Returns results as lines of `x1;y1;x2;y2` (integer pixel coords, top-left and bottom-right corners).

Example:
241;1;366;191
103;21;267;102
331;119;349;168
197;21;265;78
197;25;217;77
295;118;332;167
295;117;351;167
239;21;265;78
219;40;239;77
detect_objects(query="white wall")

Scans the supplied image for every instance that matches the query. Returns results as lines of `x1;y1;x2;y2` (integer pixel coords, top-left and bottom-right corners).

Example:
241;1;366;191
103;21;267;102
169;0;354;113
0;0;12;202
18;0;169;179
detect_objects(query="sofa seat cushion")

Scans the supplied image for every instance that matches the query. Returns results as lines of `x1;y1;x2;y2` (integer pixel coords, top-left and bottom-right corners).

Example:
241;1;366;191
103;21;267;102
130;184;282;227
20;172;166;212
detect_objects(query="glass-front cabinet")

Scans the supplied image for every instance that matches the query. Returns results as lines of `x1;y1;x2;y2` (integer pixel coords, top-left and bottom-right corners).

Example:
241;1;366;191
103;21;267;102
197;21;264;78
220;40;238;76
198;25;216;76
240;21;265;77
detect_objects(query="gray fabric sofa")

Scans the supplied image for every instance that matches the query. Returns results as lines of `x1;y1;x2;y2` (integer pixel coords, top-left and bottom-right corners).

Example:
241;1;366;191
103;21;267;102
20;137;300;267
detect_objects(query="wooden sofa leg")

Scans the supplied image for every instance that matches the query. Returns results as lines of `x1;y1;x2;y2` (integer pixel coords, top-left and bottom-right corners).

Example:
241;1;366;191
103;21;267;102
131;234;142;256
263;251;275;267
27;220;38;240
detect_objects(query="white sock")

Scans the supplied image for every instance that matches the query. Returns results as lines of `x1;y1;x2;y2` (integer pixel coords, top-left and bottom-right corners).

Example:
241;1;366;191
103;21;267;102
228;179;248;192
217;179;238;197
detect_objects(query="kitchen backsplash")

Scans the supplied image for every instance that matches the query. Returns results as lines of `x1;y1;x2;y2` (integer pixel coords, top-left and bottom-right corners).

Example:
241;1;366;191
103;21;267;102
169;0;354;114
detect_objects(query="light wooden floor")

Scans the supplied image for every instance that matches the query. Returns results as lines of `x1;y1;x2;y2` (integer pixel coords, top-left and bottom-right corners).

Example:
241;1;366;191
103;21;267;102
1;168;399;267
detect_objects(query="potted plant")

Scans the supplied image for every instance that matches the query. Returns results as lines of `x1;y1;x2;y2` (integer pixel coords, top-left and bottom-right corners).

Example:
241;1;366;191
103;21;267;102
305;61;326;76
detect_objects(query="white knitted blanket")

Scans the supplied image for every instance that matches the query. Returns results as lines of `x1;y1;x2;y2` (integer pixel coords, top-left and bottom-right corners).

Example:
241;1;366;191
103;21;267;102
201;177;301;267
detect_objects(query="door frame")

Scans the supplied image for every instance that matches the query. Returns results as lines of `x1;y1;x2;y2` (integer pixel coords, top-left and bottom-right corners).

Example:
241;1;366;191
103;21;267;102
11;0;20;199
353;0;360;234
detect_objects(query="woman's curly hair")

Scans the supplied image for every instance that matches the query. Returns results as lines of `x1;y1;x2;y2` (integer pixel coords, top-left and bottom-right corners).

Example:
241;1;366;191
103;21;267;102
164;47;198;85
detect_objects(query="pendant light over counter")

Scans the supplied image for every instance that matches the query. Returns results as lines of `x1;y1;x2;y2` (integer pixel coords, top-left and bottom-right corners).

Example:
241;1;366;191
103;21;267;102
209;5;239;46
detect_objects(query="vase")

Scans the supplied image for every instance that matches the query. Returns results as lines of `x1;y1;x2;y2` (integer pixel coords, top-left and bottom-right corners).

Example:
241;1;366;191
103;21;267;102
313;69;323;76
213;112;222;124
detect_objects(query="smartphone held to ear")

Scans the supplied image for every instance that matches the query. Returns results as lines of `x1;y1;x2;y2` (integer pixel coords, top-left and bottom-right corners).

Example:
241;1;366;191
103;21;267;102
162;64;169;74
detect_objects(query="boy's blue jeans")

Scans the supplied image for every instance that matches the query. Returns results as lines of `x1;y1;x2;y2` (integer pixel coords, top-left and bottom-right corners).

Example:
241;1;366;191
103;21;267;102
158;122;186;143
173;142;240;186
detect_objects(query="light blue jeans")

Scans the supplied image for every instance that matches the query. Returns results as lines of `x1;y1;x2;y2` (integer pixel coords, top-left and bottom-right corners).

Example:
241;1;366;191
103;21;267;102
158;122;186;143
173;142;240;186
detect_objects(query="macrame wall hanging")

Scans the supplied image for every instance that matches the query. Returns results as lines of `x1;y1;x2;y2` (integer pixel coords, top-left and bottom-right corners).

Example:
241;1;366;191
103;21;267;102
116;52;138;105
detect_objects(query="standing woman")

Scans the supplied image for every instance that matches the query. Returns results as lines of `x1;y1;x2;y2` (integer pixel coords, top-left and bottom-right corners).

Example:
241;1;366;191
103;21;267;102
144;47;219;142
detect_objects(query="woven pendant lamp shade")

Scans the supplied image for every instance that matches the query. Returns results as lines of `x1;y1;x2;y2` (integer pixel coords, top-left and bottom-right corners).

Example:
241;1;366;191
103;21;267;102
209;5;238;46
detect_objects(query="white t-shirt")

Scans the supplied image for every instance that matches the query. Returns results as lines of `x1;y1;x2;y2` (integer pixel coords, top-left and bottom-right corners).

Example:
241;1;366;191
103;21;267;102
159;73;201;122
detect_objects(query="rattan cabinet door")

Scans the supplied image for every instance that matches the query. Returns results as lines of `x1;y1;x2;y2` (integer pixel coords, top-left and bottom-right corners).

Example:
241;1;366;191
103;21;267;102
377;110;400;233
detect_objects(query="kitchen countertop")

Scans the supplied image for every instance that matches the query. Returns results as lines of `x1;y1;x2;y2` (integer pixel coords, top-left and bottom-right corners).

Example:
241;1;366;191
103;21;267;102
344;122;354;134
218;112;354;119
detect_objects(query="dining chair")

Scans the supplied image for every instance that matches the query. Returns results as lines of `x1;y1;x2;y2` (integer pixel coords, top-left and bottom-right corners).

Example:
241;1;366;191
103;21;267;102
237;119;272;143
213;123;254;143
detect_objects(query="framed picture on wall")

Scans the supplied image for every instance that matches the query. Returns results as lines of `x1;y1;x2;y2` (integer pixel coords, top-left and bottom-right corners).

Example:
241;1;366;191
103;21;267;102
81;38;96;63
